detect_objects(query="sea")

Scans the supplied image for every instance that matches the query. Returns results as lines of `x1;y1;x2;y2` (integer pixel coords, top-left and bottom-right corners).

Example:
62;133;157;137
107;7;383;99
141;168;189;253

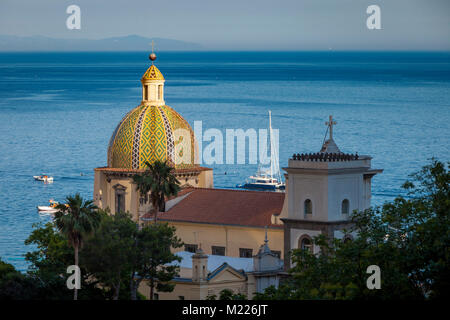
0;51;449;271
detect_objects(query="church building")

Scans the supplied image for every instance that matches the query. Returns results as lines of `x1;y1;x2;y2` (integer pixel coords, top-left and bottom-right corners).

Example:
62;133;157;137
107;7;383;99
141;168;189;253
93;53;213;222
93;53;285;258
93;54;382;278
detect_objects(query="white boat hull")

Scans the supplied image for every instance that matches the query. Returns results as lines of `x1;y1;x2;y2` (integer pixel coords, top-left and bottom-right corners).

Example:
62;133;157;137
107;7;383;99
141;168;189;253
239;182;285;190
34;176;54;183
37;206;58;213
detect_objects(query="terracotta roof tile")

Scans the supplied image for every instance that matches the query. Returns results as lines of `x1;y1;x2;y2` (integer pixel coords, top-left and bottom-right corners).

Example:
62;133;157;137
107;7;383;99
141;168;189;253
165;186;195;201
142;188;285;229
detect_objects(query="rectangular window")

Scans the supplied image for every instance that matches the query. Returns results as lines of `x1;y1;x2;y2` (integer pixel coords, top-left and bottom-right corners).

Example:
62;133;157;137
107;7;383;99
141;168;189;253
272;250;281;259
144;85;149;100
212;246;225;256
115;189;126;213
184;244;198;253
178;296;185;300
158;85;162;100
153;293;159;300
239;248;253;258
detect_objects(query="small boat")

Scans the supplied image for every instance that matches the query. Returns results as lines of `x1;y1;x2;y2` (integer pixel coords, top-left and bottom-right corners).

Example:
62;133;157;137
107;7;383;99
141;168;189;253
37;199;61;214
33;175;54;183
238;110;285;191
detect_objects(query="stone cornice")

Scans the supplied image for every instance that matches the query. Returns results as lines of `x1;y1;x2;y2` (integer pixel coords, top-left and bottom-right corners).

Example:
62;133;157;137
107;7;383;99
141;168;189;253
282;167;382;176
94;166;212;178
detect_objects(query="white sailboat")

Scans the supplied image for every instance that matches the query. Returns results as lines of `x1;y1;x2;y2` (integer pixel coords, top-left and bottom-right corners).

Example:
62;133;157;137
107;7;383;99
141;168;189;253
238;111;285;191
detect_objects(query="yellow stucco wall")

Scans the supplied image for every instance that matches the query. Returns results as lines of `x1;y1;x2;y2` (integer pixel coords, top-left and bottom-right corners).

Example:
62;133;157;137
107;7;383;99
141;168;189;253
93;168;213;221
95;168;282;300
164;221;284;258
138;270;253;300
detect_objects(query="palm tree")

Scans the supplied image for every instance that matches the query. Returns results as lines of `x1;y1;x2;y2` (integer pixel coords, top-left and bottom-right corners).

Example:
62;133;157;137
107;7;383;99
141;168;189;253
133;160;180;223
54;193;101;300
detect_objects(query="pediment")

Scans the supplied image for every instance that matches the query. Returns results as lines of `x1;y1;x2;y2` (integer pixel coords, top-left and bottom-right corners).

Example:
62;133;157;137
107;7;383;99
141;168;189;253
208;265;246;283
112;183;127;190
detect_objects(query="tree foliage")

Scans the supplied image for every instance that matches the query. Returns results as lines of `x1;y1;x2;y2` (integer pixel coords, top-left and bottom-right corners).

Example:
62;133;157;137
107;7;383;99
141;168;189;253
133;160;180;222
206;289;247;300
3;192;185;300
81;210;138;300
23;222;106;300
0;259;40;300
53;193;101;300
130;222;183;300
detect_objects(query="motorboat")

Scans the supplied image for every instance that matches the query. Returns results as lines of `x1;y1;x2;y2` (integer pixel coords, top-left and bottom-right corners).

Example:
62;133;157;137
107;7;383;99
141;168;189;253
37;199;61;214
237;110;285;191
239;174;285;190
34;175;54;183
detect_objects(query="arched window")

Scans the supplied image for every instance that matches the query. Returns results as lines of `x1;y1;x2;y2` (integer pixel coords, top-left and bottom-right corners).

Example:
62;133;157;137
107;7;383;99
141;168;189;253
341;199;350;215
304;199;312;215
298;236;313;253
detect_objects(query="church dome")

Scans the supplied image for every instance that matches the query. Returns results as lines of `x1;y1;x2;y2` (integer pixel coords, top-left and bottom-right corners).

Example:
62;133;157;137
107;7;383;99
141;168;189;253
107;55;198;170
108;104;198;170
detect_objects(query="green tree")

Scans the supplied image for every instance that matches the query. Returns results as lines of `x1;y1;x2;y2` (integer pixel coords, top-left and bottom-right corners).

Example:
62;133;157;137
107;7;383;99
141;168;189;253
218;289;247;300
82;210;138;300
130;222;183;300
25;222;73;276
24;222;74;299
205;289;247;300
133;160;180;222
0;258;39;300
53;193;101;300
24;222;107;300
253;285;294;300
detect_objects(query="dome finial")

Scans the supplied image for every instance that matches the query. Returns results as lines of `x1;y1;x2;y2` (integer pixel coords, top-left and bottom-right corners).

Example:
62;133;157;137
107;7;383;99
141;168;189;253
264;226;268;245
149;40;157;64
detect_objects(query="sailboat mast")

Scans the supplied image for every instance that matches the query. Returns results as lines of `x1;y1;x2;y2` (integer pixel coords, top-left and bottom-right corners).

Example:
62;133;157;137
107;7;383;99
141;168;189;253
269;110;273;179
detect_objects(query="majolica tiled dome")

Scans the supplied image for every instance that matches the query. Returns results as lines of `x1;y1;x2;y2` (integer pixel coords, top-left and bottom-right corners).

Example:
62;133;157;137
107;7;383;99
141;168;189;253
108;104;197;170
107;60;197;170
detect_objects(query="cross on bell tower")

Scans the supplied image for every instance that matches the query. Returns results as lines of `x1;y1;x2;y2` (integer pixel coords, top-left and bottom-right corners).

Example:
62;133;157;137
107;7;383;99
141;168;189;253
325;115;337;140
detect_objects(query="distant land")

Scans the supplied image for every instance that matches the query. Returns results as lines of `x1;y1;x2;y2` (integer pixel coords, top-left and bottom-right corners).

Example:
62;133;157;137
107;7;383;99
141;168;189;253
0;35;203;51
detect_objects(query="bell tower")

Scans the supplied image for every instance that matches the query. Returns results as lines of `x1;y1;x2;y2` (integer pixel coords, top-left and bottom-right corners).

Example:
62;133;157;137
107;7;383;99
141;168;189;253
192;248;208;283
280;116;383;269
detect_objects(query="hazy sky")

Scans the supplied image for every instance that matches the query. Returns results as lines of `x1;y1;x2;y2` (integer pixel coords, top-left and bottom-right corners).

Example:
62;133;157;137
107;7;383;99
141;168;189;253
0;0;449;50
